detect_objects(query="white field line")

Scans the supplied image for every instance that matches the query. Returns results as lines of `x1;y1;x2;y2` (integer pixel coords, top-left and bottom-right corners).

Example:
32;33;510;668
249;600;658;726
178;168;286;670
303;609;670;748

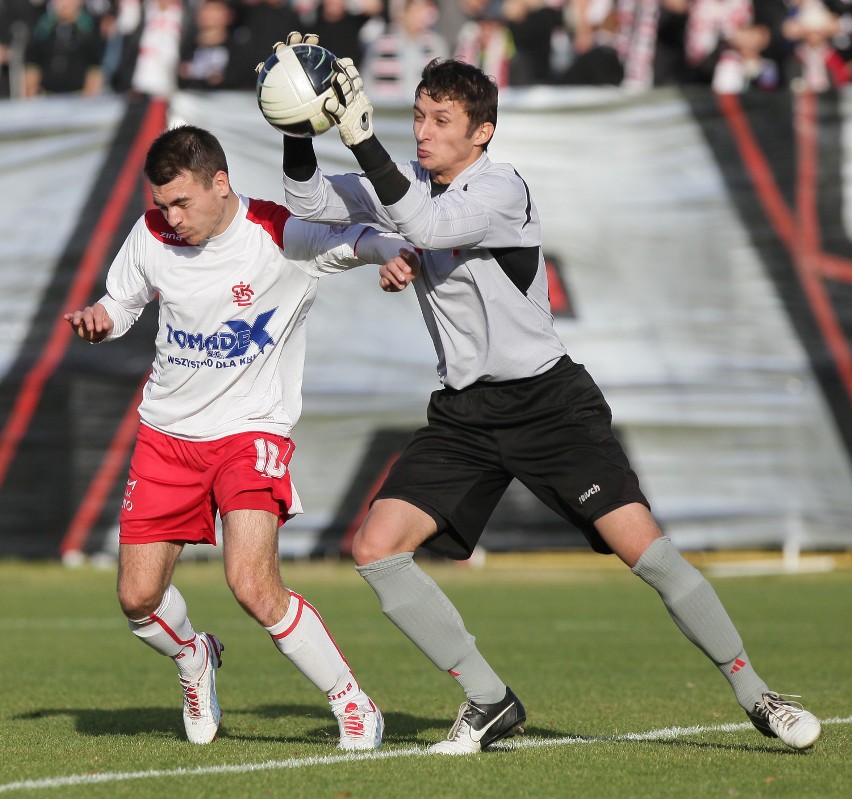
1;716;850;794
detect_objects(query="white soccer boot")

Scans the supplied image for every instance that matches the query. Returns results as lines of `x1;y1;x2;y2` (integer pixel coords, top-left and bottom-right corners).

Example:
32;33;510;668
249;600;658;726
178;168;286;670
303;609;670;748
333;693;384;751
179;632;224;744
429;687;526;755
747;692;821;750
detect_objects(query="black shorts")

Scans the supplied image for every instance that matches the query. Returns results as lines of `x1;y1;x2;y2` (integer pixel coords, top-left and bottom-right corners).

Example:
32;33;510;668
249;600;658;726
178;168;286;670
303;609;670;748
374;356;649;559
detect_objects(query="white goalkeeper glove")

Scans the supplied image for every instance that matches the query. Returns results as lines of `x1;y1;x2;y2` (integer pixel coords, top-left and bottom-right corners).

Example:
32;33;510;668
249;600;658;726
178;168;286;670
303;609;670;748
282;31;319;47
324;58;374;147
255;32;320;73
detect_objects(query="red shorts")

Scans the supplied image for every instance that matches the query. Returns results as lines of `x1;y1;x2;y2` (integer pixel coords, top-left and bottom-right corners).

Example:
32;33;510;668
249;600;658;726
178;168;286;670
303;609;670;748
119;424;300;545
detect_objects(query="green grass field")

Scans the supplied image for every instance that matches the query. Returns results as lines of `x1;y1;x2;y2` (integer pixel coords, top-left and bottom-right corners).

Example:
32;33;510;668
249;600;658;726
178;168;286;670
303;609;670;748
0;554;849;798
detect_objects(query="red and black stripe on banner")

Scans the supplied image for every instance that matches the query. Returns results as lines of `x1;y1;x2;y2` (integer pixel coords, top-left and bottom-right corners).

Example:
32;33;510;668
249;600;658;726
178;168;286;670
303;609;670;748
685;89;852;462
0;98;167;558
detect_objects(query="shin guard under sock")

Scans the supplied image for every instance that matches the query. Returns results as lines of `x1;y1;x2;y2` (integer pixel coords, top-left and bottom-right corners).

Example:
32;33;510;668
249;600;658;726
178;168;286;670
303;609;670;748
632;537;768;710
357;553;505;703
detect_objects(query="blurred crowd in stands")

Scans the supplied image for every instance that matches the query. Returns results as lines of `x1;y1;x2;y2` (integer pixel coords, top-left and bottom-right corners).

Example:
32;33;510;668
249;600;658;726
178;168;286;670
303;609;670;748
2;0;852;101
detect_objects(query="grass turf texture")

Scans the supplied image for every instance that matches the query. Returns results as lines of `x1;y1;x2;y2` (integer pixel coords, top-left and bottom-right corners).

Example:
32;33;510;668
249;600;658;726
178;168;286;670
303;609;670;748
0;555;849;798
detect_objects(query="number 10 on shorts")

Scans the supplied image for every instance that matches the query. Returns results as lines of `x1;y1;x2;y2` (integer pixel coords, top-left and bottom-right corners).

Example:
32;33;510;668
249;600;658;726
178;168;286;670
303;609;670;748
254;438;289;478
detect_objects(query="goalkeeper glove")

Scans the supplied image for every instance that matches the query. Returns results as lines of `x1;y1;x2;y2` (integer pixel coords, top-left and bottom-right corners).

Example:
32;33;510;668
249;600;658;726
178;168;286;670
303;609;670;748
324;58;374;148
282;31;319;47
254;32;320;75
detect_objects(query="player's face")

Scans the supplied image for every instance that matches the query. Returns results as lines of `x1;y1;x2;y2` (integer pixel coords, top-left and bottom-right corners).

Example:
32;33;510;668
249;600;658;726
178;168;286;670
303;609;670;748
150;169;233;246
413;92;493;185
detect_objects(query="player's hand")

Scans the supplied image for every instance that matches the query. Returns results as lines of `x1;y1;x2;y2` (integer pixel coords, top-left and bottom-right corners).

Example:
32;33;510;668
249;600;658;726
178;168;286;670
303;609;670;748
283;31;319;47
64;303;114;343
256;32;320;73
379;248;420;292
324;58;374;147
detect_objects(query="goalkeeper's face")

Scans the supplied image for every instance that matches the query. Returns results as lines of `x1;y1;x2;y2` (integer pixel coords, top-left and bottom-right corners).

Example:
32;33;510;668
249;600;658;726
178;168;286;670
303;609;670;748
150;169;235;246
413;92;494;185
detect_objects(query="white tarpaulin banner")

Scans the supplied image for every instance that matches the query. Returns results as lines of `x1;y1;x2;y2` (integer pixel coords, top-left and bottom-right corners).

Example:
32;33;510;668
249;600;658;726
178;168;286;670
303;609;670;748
1;88;851;557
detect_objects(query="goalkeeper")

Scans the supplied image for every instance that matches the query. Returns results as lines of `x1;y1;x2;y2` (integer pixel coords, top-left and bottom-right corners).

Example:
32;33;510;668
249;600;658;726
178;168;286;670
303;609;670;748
263;33;822;755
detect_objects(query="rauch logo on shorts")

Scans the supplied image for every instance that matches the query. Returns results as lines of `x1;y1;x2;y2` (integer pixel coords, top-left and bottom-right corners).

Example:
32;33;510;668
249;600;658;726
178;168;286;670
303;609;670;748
578;484;600;504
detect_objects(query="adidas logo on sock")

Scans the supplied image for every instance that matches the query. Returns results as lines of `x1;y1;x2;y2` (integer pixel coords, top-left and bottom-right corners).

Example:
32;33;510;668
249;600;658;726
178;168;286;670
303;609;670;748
729;658;747;675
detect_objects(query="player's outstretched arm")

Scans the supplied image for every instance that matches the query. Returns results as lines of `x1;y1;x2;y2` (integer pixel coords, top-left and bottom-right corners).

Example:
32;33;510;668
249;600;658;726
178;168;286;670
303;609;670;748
259;38;410;218
64;302;114;343
323;59;411;207
379;248;420;293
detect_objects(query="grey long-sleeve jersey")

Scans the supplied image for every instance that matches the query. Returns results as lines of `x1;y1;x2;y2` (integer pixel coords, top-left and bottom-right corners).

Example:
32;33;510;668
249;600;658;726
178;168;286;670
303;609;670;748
282;152;567;390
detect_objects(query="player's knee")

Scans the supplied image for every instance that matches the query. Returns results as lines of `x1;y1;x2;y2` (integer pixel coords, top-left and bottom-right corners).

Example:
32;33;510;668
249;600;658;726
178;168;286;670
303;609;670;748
352;500;435;566
225;567;260;610
117;582;163;620
226;565;284;623
351;526;386;567
352;517;411;565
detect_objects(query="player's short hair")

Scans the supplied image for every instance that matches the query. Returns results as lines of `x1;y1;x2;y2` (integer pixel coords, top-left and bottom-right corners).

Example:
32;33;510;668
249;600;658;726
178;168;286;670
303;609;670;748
144;125;229;188
416;59;498;149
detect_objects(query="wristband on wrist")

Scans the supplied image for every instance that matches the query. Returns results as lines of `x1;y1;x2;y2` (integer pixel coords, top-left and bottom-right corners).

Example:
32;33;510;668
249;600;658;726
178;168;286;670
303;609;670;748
283;136;318;181
350;137;410;206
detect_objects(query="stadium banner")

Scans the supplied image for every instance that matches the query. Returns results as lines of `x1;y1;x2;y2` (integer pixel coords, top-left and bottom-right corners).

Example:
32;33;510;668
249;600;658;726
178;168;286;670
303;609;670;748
0;88;851;560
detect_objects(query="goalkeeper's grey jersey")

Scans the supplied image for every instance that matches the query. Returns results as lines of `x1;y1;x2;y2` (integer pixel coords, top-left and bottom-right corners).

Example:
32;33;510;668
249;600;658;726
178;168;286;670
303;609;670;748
283;153;567;390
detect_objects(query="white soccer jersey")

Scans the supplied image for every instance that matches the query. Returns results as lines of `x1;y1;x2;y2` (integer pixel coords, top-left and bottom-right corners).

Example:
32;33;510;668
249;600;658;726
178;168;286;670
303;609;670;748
282;153;568;389
100;194;403;440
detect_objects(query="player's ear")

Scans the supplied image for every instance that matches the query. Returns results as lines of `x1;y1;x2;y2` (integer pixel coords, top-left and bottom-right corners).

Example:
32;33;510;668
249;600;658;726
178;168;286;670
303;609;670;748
473;122;494;148
213;170;230;196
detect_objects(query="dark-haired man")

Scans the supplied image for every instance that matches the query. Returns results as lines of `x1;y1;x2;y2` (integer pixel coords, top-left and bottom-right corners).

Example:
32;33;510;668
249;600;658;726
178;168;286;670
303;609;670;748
270;37;821;755
65;124;418;749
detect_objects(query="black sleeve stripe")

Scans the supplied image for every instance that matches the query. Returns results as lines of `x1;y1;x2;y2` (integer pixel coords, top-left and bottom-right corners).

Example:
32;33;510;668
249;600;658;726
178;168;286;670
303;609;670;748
512;168;533;228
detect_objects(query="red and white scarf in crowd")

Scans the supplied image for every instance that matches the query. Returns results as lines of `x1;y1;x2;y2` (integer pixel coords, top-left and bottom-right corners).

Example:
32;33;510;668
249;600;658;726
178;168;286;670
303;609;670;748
616;0;661;89
685;0;754;66
798;43;849;91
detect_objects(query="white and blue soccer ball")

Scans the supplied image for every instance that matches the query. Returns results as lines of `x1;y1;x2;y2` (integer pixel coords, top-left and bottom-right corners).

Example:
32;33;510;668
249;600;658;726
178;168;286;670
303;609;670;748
257;43;337;138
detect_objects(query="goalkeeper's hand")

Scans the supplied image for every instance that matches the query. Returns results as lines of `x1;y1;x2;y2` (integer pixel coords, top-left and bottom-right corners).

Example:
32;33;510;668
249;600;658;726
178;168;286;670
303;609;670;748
281;31;319;49
324;58;374;147
254;32;319;74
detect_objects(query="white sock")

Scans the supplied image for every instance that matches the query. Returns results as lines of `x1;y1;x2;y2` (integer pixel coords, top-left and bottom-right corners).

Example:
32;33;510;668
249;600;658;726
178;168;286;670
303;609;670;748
265;591;360;707
128;584;204;677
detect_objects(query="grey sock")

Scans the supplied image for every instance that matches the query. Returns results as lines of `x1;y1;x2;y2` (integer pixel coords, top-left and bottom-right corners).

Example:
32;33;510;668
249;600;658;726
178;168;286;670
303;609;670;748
357;553;505;704
632;537;768;710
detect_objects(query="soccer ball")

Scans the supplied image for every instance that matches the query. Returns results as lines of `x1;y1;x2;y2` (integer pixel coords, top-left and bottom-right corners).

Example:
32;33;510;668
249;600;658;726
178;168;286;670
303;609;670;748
257;43;337;138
